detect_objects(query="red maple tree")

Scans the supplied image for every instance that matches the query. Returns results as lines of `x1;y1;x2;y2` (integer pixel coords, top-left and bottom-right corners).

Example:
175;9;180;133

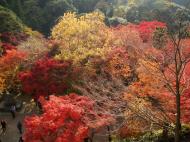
19;58;80;98
138;21;166;42
24;93;113;142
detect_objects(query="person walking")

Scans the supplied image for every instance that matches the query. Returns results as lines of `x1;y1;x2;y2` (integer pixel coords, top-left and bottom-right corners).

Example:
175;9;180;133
18;136;24;142
38;101;42;110
1;120;7;134
17;121;22;134
10;105;16;119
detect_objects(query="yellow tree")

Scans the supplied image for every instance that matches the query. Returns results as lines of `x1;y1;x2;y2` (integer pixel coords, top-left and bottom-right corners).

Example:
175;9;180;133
51;12;113;65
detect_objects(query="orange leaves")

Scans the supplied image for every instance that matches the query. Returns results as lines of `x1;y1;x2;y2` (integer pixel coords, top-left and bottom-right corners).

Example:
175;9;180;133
124;55;176;134
112;24;142;48
123;21;190;132
0;50;26;93
106;48;131;79
0;49;26;65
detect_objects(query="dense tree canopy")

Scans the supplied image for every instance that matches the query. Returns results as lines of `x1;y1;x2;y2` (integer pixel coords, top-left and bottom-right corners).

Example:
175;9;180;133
0;1;190;142
0;50;26;94
19;58;79;98
52;12;113;65
1;0;189;34
24;94;113;142
0;5;24;33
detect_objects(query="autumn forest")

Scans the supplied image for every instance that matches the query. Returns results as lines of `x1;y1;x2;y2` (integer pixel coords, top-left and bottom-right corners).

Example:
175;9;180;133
0;0;190;142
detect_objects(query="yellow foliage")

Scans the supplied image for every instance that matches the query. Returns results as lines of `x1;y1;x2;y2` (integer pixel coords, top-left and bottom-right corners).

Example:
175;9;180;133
0;77;5;93
51;12;113;64
24;27;42;37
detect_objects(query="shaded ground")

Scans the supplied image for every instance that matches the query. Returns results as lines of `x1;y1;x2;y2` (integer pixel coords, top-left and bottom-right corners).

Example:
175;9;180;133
0;95;34;142
0;112;24;142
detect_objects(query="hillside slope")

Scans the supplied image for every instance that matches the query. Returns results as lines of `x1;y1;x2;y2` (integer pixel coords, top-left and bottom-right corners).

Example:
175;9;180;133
110;0;190;24
0;0;189;33
0;5;24;33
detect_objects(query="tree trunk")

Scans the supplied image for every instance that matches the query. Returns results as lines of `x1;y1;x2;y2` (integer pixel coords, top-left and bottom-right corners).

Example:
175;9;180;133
107;126;112;142
162;123;169;142
84;138;89;142
175;92;181;142
90;133;94;142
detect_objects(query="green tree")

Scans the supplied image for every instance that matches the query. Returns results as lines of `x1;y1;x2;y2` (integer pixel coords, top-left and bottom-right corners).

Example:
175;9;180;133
0;5;24;32
73;0;100;13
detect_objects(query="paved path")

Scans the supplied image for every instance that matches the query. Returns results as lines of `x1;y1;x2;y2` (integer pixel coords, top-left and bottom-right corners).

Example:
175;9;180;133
0;112;25;142
0;112;109;142
0;100;109;142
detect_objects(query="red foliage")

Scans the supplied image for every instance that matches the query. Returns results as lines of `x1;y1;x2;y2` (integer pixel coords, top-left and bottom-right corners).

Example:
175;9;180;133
181;91;190;123
19;58;80;98
24;94;113;142
181;59;190;123
137;21;166;42
112;21;166;46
